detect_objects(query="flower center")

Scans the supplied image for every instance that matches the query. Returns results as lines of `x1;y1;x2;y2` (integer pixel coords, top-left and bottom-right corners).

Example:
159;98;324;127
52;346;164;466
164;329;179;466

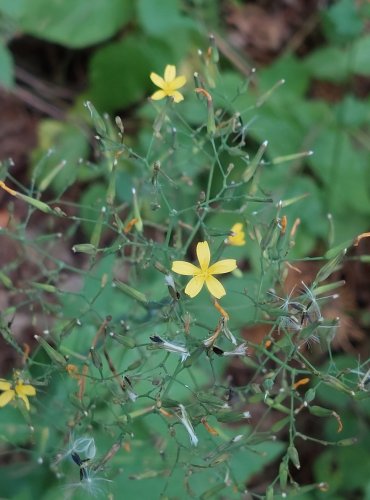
163;82;174;93
197;269;210;279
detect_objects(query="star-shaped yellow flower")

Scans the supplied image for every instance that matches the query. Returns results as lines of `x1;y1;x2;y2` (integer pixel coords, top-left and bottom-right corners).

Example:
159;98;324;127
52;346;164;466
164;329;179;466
172;241;237;299
150;65;186;103
226;223;246;246
0;377;36;411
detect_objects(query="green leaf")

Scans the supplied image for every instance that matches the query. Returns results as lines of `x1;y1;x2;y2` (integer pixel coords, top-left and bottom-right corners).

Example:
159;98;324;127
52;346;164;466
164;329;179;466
322;0;363;43
351;35;370;76
304;46;351;82
88;36;173;112
137;0;182;35
0;43;14;89
136;0;199;59
260;54;310;99
334;95;370;128
309;130;370;215
0;0;24;17
3;0;133;48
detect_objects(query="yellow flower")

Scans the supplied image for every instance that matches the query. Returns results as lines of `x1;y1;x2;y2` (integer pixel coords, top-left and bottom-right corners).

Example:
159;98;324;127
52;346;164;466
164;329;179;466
172;241;237;299
226;223;246;246
150;65;186;103
0;378;36;411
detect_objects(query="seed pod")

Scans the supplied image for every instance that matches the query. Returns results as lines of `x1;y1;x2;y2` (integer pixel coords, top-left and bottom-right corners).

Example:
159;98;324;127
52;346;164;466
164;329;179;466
31;282;57;293
90;347;103;375
113;279;148;305
271;416;290;433
288;445;300;469
72;244;97;255
85;100;107;136
109;332;136;349
336;437;357;446
242;140;268;183
266;485;274;500
34;335;67;368
308;405;333;417
279;461;288;490
304;388;316;404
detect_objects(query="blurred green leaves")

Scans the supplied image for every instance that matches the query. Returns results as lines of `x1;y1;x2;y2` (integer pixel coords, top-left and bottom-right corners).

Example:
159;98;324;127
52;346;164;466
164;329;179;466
322;0;363;43
0;2;370;499
0;0;133;48
0;42;14;88
32;120;89;196
88;36;172;112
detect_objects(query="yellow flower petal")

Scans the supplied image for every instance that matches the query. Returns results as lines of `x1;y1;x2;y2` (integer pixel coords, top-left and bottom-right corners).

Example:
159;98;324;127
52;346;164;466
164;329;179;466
196;241;210;271
172;261;200;276
208;259;237;275
185;275;205;298
227;223;246;246
169;90;184;103
231;223;243;233
170;75;186;90
151;90;167;101
150;72;165;89
0;380;11;391
17;393;30;411
164;64;176;82
0;389;15;407
16;384;36;397
205;276;226;299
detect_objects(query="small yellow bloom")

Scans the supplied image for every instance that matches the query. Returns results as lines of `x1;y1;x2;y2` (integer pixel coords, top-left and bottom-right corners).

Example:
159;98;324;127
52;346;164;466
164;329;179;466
150;65;186;103
0;377;36;411
172;241;237;299
226;223;246;246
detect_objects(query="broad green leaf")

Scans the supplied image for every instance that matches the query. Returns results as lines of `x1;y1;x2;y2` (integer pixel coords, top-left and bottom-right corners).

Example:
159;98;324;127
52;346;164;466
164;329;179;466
351;35;370;76
88;36;173;112
304;46;351;82
3;0;133;48
0;0;24;17
259;54;310;99
334;95;370;128
309;130;370;215
137;0;194;35
137;0;198;57
322;0;363;43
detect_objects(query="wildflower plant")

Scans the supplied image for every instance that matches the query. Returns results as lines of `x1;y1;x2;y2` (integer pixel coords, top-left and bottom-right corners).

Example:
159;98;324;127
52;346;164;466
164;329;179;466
172;240;237;298
0;36;369;500
150;64;187;103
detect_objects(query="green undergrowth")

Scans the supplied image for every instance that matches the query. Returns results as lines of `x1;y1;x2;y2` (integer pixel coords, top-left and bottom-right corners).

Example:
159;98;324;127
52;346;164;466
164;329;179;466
0;1;370;499
1;40;370;500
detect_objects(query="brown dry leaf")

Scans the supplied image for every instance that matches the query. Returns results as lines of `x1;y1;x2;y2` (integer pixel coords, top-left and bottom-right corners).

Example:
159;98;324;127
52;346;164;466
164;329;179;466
226;5;290;60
